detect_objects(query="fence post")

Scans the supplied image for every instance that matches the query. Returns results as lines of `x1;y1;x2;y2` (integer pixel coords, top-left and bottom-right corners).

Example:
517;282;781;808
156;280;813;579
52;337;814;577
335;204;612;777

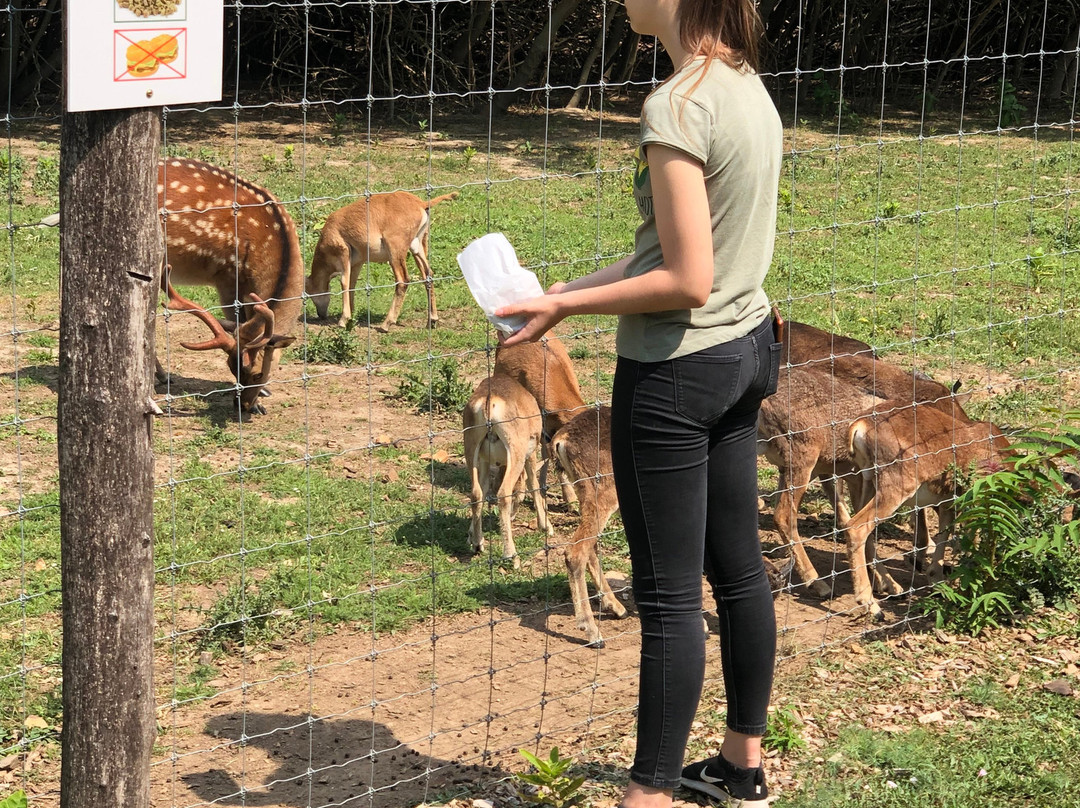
57;108;161;808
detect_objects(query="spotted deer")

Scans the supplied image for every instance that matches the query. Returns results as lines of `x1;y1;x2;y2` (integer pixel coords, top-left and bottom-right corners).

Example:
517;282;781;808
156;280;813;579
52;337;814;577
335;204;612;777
306;190;458;331
158;159;302;414
463;374;552;568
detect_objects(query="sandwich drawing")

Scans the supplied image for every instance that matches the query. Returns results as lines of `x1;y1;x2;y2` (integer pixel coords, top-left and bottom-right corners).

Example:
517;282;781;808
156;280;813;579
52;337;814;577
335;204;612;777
124;33;179;78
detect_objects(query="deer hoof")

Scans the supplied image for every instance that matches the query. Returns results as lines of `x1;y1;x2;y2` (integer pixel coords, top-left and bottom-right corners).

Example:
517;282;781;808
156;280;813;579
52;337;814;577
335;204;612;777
583;634;605;649
336;317;350;329
375;321;392;333
805;579;831;599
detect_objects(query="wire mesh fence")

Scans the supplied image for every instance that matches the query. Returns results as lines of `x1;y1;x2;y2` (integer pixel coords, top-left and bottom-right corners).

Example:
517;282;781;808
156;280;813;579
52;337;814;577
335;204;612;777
1;0;1078;805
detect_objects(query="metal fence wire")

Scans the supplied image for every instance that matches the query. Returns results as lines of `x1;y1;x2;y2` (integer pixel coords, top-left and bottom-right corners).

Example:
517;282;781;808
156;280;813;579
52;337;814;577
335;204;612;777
1;1;1078;806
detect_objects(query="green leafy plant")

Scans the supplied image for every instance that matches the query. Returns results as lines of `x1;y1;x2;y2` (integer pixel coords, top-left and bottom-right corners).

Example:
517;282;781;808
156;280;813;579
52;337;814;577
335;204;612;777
999;80;1026;127
0;790;27;808
515;747;585;808
462;145;477;169
301;327;361;365
926;411;1080;634
0;151;27;202
394;358;472;414
764;704;807;755
810;70;844;117
32;155;59;199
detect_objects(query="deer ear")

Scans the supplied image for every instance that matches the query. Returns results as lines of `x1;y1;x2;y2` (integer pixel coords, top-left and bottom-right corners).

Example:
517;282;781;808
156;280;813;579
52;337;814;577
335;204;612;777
267;334;297;349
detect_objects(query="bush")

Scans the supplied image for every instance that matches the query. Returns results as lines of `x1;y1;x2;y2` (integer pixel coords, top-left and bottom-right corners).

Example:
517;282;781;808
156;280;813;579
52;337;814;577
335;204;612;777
394;358;472;414
926;411;1080;634
301;326;361;365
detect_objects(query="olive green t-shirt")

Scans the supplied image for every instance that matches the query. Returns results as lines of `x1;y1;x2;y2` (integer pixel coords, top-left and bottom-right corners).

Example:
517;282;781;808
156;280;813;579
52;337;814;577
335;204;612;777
616;57;783;362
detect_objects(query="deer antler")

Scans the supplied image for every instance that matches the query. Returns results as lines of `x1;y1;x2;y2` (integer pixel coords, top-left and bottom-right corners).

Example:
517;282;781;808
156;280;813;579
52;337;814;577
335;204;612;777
165;282;238;354
237;293;276;353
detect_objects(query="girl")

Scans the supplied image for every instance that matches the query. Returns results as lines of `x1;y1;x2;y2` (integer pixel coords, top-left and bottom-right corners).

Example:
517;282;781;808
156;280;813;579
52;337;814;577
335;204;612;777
497;1;783;805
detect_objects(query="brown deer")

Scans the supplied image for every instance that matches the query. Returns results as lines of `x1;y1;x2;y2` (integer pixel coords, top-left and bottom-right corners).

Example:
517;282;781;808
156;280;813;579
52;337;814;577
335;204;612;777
758;320;972;594
463;375;552;568
158;159;302;414
495;334;590;505
844;400;1010;618
548;405;628;646
491;334;628;645
305;190;458;331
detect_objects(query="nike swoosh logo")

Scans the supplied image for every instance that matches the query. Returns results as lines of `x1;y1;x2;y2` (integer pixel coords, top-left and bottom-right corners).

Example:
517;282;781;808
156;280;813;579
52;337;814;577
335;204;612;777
699;772;726;785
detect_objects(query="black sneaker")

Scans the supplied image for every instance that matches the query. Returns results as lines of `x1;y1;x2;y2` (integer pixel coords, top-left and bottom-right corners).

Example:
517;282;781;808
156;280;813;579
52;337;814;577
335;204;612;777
680;754;769;804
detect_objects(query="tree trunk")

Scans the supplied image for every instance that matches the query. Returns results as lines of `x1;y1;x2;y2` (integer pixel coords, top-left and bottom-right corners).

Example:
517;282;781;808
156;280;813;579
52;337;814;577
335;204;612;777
1047;19;1080;101
58;106;161;808
566;8;614;108
495;0;584;112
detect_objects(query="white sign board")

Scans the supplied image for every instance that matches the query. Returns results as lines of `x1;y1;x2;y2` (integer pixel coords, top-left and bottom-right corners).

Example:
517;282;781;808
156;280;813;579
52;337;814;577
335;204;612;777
66;0;223;112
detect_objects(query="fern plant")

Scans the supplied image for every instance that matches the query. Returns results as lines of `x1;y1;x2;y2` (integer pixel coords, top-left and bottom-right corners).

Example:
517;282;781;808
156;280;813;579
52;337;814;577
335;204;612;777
926;411;1080;634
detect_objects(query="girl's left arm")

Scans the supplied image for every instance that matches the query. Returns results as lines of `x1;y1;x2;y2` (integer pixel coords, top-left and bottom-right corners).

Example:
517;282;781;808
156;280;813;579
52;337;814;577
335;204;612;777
498;144;715;345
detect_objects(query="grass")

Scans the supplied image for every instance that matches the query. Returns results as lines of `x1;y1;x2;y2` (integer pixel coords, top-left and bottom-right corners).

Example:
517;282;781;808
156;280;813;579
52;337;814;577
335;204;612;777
765;611;1080;807
1;104;1078;773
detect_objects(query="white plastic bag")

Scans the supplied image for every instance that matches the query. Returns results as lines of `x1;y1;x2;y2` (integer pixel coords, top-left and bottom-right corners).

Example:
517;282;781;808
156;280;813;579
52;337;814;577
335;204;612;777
457;233;544;335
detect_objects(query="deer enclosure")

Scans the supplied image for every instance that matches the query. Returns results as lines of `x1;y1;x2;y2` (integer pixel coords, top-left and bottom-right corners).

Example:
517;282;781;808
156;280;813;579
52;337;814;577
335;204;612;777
2;1;1080;807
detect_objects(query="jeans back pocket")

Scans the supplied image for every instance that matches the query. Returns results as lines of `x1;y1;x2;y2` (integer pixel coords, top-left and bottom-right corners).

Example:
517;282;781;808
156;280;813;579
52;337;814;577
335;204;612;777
672;353;742;426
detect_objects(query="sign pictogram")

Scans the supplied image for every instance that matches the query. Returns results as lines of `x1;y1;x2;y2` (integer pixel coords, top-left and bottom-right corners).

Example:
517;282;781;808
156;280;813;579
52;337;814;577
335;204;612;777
66;0;221;111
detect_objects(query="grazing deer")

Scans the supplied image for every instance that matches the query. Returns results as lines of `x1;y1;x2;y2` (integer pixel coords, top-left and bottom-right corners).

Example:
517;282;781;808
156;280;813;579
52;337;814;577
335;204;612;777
495;334;589;505
844;400;1010;618
158;159;302;414
306;190;458;331
759;320;972;594
492;334;629;645
548;405;628;646
463;375;552;568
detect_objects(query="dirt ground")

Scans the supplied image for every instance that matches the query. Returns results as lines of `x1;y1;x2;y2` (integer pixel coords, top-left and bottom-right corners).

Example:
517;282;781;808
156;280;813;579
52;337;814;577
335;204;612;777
2;110;1078;806
0;307;970;808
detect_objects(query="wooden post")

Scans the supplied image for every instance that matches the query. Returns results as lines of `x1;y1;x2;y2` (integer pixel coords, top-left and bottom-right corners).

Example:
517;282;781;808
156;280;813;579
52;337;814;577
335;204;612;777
58;107;160;808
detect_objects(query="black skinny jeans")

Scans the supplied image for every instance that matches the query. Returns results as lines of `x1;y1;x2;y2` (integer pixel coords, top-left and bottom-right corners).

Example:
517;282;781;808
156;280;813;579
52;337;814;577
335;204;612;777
611;314;780;790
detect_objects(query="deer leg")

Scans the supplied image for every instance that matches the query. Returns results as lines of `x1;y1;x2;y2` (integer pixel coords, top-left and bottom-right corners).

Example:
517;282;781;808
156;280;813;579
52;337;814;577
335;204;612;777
926;504;955;584
845;485;908;619
911;507;933;572
466;437;487;556
774;467;830;597
336;247;354;328
563;533;603;646
378;255;411;332
495;450;522;569
866;527;906;597
584;510;627;619
410;240;439;329
523;449;552;537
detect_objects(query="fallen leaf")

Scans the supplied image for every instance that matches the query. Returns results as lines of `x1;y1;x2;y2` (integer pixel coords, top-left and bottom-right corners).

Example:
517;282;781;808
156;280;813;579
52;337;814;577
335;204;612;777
0;753;18;770
1004;673;1021;688
1042;679;1074;697
917;710;945;724
23;715;48;730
